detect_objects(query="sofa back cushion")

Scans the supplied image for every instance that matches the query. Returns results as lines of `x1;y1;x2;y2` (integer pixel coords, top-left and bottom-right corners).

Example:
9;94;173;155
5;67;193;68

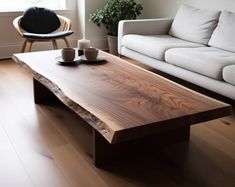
208;11;235;53
169;4;220;45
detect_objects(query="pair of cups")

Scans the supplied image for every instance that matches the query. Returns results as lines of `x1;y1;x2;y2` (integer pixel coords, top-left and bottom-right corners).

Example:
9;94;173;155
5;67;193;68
62;47;99;62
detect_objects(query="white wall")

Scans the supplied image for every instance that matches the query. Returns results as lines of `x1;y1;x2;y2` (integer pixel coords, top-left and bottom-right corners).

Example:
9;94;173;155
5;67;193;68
141;0;235;18
185;0;235;11
141;0;183;18
0;0;79;59
0;0;109;58
1;0;235;58
78;0;107;49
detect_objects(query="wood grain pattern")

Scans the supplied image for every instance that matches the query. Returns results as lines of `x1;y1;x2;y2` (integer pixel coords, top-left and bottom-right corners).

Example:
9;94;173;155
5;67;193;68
13;50;232;144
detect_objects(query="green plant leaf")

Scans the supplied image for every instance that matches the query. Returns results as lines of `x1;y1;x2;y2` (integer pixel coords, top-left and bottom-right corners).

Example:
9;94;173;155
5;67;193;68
89;0;143;36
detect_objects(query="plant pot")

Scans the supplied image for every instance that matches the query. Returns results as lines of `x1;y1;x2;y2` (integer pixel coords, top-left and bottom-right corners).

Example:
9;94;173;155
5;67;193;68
107;35;118;56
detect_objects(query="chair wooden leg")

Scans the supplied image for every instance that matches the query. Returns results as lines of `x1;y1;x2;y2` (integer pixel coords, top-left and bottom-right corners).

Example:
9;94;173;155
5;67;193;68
63;38;70;47
52;40;58;49
27;41;33;52
21;40;28;53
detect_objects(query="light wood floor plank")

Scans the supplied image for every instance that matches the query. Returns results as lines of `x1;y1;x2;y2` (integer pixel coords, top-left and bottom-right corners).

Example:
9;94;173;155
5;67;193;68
0;60;235;187
0;123;34;187
0;61;73;187
51;144;111;187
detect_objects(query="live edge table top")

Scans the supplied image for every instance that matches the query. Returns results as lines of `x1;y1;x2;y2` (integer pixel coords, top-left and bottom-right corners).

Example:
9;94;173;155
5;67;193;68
13;50;232;144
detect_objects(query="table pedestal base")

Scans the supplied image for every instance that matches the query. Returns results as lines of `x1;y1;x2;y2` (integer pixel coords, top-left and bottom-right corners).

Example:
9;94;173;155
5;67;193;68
92;125;190;167
34;78;190;167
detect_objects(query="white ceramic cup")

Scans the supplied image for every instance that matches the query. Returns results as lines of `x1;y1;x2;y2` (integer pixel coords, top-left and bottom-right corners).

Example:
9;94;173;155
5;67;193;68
62;48;75;62
83;48;98;61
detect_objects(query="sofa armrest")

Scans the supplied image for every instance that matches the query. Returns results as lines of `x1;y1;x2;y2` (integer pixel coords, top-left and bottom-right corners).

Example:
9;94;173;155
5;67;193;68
118;18;173;54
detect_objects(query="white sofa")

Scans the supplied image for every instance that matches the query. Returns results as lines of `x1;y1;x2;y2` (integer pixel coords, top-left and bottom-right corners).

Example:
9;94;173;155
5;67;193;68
118;4;235;100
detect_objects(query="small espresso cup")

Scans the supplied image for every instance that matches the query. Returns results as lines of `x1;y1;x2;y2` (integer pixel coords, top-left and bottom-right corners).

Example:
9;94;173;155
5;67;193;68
62;48;75;62
83;48;98;61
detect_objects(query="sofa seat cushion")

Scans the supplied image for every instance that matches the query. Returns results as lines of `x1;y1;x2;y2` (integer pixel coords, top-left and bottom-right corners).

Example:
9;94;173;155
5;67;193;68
169;4;220;45
223;65;235;86
209;11;235;53
122;34;203;61
23;30;74;39
165;47;235;80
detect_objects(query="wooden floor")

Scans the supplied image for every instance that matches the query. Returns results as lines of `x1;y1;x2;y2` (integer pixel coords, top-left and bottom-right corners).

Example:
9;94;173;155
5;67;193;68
0;59;235;187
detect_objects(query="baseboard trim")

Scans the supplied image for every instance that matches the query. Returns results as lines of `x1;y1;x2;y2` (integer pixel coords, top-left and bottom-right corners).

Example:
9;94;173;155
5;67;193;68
0;38;78;59
0;38;109;59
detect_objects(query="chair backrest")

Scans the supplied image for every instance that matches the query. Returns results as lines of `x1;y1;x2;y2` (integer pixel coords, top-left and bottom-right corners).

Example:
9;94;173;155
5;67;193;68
20;7;61;34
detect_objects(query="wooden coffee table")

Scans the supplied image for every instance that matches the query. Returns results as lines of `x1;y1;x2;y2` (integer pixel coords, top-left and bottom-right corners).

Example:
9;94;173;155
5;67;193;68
13;50;232;166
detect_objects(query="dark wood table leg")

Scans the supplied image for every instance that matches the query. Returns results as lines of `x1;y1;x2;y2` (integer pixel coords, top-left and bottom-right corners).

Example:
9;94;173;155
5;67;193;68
33;78;58;104
92;125;190;167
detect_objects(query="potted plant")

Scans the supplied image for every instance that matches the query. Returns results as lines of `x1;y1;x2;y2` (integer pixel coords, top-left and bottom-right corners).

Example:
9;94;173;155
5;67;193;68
89;0;143;55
